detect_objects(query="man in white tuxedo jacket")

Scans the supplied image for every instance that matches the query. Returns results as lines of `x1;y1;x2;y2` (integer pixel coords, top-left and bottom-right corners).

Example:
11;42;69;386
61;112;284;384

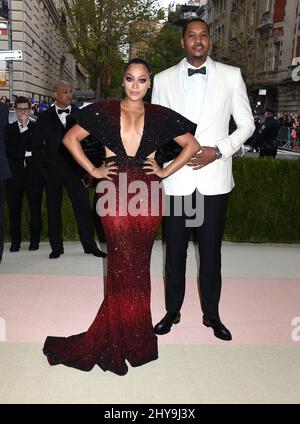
152;18;255;340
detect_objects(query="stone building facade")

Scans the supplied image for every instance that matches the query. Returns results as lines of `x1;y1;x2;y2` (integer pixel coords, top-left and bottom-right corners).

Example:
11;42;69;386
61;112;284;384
0;0;86;103
206;0;300;113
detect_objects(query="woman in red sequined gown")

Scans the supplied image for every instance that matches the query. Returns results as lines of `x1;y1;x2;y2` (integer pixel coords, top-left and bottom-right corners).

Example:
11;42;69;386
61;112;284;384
43;59;200;375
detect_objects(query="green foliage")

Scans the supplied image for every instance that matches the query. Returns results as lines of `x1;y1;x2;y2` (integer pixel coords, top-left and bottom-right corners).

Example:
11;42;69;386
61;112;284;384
157;9;165;21
141;22;183;76
3;158;300;243
64;0;160;98
225;157;300;242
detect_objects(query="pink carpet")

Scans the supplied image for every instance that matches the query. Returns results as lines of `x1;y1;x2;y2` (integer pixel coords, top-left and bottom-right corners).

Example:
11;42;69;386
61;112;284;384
0;274;299;345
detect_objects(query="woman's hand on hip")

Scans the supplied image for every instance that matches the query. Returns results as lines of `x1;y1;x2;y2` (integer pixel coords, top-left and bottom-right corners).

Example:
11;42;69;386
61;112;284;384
90;163;118;181
143;158;166;178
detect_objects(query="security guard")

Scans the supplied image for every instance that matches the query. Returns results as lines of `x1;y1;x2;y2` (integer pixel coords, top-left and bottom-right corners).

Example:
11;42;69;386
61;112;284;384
257;107;280;158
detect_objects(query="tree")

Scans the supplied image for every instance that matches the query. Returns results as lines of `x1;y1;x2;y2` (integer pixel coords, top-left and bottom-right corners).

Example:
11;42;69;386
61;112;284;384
62;0;159;99
141;21;183;77
211;0;263;88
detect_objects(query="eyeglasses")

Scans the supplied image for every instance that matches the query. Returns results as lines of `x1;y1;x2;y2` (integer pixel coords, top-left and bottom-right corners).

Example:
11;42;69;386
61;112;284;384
16;108;30;112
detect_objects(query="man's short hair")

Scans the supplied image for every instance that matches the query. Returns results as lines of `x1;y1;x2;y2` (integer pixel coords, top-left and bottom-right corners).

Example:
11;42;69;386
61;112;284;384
53;80;71;92
182;18;210;37
14;96;31;108
264;107;276;114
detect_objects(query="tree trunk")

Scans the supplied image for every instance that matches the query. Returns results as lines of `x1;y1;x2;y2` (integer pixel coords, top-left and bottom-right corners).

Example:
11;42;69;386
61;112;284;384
95;74;102;99
95;63;103;99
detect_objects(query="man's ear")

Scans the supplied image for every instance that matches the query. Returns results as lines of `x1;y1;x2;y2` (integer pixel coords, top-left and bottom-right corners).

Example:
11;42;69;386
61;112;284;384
181;38;184;49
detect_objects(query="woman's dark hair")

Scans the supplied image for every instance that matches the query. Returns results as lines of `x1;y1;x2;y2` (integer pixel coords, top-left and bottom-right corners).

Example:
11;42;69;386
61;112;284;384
124;58;151;75
182;18;210;37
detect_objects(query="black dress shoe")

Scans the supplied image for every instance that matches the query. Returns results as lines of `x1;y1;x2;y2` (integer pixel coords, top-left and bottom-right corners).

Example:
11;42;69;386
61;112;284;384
10;245;20;252
153;312;181;335
203;316;232;341
29;243;39;251
49;248;64;259
84;246;107;258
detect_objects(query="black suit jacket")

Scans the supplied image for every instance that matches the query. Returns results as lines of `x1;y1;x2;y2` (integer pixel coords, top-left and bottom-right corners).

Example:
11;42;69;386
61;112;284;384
257;116;281;151
5;120;37;177
0;103;11;181
32;105;83;177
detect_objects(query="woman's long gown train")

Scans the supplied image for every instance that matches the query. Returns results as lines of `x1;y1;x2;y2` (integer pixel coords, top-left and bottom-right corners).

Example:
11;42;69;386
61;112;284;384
43;159;162;375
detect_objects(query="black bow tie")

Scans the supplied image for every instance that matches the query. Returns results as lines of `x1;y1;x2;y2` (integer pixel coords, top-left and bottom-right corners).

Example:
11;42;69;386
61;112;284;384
57;108;70;115
188;66;206;77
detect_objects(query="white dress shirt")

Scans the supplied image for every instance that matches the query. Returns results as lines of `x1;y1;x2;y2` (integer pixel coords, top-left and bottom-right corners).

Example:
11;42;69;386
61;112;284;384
17;120;32;158
55;103;71;128
181;58;208;125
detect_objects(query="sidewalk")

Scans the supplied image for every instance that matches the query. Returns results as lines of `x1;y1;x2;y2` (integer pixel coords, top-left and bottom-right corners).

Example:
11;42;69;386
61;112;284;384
0;241;299;404
1;240;300;279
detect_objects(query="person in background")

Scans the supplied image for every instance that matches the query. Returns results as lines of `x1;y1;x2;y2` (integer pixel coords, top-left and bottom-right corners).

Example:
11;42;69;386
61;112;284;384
32;81;106;259
257;107;280;158
0;102;11;263
248;111;262;153
4;96;44;252
0;95;9;105
38;100;49;114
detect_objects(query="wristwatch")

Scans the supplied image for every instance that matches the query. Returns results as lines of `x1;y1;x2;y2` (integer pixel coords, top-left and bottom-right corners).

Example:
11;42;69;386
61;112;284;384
214;146;222;159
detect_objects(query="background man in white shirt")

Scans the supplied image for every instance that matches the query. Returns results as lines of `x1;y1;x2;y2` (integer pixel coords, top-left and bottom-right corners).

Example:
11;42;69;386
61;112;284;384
152;18;255;340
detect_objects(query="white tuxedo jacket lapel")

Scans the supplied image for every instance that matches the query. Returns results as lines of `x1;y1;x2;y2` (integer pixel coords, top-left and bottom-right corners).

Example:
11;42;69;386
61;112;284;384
168;60;186;111
197;57;222;133
153;57;223;133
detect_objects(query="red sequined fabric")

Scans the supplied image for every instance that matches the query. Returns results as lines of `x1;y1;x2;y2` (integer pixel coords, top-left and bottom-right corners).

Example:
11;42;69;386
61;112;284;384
43;159;161;375
43;100;196;375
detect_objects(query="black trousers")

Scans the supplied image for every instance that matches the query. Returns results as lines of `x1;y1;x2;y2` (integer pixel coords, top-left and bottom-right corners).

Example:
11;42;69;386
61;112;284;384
259;148;277;158
5;170;44;247
45;170;97;252
165;190;229;321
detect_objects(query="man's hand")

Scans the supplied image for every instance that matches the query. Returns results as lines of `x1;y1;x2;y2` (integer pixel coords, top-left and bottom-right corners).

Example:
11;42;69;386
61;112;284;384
20;115;29;128
187;146;217;170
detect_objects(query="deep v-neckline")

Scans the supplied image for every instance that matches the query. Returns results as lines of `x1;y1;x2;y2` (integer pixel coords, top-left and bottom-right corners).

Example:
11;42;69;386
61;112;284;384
119;101;146;158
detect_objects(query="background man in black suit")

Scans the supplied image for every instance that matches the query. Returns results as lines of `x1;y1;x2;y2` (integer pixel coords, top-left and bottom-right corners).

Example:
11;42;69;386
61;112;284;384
5;96;44;252
0;101;11;263
257;107;280;158
32;81;106;259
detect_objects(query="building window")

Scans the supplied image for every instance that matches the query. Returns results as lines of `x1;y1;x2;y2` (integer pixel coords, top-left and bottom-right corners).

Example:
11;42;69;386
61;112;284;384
265;0;272;12
273;41;280;70
221;25;225;42
250;3;256;26
262;41;269;71
218;26;221;43
215;0;226;15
